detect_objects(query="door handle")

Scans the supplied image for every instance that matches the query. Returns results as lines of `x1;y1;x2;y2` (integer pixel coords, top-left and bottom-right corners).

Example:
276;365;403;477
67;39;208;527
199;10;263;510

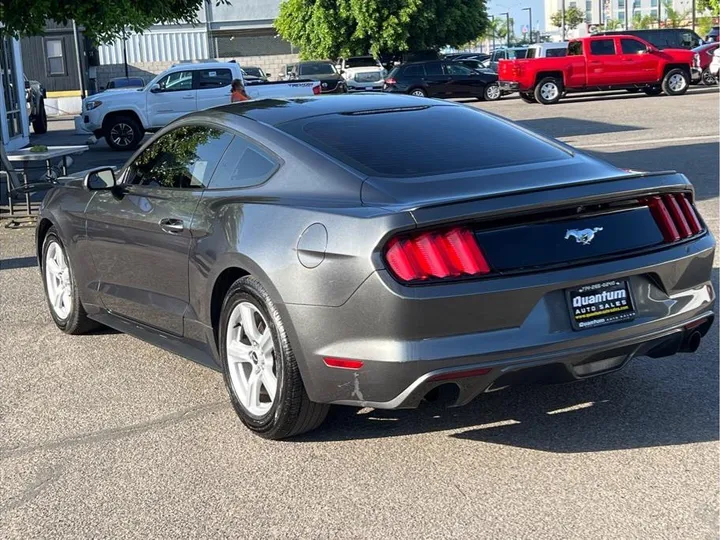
159;218;184;234
182;96;195;100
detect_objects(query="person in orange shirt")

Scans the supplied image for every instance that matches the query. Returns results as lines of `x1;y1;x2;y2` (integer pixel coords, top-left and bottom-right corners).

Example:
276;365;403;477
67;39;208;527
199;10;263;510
230;79;250;102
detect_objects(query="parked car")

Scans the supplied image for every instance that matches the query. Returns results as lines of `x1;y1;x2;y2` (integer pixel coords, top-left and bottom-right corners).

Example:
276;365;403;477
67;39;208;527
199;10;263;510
691;42;719;85
706;26;719;42
74;62;321;150
285;61;348;94
499;35;697;104
485;47;529;72
710;48;720;77
595;28;703;50
103;77;145;91
526;42;568;58
37;94;715;439
25;75;47;134
336;56;386;92
384;60;502;100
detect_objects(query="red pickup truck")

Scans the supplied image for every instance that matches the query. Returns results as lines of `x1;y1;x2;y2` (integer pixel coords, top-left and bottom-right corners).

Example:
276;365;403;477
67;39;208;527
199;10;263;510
499;35;698;104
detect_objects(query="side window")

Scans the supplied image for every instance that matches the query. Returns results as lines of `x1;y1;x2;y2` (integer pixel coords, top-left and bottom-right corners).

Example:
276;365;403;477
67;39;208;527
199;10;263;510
425;62;443;75
403;64;425;77
568;41;583;56
196;68;233;89
621;39;647;54
546;48;567;57
157;70;193;92
445;63;474;75
208;136;278;189
590;39;617;56
128;126;233;189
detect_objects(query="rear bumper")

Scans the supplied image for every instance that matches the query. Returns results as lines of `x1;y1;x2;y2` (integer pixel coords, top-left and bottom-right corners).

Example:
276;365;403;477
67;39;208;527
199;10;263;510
282;233;716;408
499;81;521;93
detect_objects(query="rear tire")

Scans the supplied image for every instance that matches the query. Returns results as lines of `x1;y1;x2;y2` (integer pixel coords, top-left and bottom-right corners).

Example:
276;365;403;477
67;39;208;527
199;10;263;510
661;68;690;96
220;276;329;439
482;82;502;101
104;115;144;151
32;99;48;134
534;77;563;104
519;91;536;103
702;68;717;86
41;228;99;335
408;87;427;97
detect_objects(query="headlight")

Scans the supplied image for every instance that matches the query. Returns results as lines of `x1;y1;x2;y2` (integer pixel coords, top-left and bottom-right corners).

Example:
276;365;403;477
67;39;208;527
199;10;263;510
85;100;103;111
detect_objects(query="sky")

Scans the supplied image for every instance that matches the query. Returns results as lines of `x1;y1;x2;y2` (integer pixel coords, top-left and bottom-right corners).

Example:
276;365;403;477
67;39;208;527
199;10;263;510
487;0;546;37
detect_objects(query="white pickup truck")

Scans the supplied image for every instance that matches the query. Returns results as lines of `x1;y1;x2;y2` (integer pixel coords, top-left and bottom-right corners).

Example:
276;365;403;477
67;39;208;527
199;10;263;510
75;61;321;150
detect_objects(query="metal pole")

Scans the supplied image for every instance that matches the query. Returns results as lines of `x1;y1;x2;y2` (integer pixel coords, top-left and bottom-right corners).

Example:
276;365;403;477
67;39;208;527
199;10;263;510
71;20;86;99
691;0;696;32
598;0;603;27
562;0;566;40
123;30;129;78
624;0;629;30
523;8;532;44
490;15;496;52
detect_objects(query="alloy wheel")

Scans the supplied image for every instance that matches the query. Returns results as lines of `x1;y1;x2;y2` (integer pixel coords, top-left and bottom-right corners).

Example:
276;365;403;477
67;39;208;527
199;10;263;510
410;89;426;97
702;70;717;86
226;302;277;417
668;73;687;92
110;123;135;148
485;84;501;100
45;241;73;319
540;82;559;101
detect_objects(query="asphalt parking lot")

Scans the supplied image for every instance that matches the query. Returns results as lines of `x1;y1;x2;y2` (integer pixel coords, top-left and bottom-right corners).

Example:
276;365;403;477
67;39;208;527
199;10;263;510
1;88;718;539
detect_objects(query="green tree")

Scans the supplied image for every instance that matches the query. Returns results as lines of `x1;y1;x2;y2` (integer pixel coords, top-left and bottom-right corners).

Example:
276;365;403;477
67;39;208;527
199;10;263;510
550;6;586;30
0;0;229;42
603;19;623;30
662;0;690;28
697;0;720;16
697;15;715;37
632;13;655;29
275;0;489;59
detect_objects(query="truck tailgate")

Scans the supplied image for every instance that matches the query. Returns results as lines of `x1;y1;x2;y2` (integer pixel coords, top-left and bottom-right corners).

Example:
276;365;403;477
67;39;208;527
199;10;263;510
246;80;321;99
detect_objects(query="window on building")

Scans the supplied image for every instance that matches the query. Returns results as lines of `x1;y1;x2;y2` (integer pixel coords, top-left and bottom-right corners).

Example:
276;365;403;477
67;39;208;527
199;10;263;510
45;39;65;75
569;1;577;7
618;0;625;8
650;0;658;6
651;8;658;17
619;11;626;21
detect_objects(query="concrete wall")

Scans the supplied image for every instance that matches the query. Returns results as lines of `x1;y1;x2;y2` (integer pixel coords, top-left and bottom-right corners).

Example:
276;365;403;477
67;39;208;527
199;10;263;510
220;53;300;80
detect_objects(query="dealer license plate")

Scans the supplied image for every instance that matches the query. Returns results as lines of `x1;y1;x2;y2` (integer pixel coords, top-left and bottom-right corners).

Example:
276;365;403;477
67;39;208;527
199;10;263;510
567;279;636;330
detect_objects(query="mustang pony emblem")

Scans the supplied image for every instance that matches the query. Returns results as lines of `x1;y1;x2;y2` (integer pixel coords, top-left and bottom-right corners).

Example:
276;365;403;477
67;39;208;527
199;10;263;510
565;227;603;245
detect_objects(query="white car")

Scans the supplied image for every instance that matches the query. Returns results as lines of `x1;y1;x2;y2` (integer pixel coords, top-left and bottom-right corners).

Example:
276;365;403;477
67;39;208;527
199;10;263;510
710;48;720;77
75;62;321;150
526;42;569;58
336;56;387;92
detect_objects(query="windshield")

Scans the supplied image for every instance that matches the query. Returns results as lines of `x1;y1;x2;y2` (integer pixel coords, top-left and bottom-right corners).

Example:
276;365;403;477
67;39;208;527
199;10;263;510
345;57;379;69
299;63;337;75
243;67;264;78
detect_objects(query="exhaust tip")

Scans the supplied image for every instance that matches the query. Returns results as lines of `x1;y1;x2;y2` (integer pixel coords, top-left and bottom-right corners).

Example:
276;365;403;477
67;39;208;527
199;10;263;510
681;331;702;353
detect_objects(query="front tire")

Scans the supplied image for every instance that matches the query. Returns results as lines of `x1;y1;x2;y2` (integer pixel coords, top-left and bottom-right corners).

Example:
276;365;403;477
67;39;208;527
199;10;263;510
41;228;99;335
702;68;717;86
661;68;690;96
482;82;502;101
534;77;563;104
32;99;48;134
220;276;329;439
104;115;144;151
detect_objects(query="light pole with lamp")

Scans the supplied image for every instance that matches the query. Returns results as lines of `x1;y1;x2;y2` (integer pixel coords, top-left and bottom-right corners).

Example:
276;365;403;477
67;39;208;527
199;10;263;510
522;7;532;43
499;12;510;47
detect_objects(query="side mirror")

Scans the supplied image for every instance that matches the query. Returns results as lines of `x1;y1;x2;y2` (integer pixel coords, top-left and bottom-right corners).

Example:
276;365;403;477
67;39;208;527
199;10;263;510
266;73;272;77
150;83;161;93
85;167;116;190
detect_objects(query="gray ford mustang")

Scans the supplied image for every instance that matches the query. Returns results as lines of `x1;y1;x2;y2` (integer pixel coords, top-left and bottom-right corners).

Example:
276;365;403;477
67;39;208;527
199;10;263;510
37;95;715;439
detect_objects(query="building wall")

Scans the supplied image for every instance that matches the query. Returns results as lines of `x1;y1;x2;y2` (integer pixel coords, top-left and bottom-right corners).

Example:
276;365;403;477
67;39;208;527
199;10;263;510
20;24;88;93
96;27;209;65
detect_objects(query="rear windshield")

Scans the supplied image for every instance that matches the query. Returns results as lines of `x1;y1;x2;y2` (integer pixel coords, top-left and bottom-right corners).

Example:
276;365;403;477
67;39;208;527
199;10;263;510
345;57;379;68
277;105;570;178
299;63;337;75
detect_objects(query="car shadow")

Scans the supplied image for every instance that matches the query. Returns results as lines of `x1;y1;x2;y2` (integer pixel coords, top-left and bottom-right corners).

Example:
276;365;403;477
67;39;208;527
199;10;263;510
590;142;720;201
517;117;644;138
293;269;718;449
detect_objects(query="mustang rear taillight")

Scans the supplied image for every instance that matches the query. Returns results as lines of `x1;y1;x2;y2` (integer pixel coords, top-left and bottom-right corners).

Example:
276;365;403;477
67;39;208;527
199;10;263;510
312;84;321;95
646;193;703;243
385;227;490;283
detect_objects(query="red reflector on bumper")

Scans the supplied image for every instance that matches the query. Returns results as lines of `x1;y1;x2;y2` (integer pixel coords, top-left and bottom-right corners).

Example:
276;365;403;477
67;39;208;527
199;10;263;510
429;367;492;381
323;357;364;370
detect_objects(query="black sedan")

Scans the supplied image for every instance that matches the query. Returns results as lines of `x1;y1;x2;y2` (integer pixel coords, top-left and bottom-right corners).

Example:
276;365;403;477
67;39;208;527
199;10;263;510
383;60;502;100
37;95;715;439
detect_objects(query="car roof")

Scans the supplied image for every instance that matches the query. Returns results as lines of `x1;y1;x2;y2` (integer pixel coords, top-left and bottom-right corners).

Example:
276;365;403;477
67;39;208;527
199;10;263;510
210;94;450;127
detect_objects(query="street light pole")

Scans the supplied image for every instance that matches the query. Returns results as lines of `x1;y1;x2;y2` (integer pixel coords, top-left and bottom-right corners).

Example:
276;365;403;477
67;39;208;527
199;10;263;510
561;0;566;41
522;7;532;44
692;0;696;32
500;12;510;47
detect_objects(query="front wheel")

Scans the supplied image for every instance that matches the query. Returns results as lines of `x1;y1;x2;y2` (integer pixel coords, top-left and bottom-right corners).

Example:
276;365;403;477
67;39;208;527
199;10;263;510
519;91;536;103
220;276;329;439
482;83;502;101
41;228;99;334
661;68;690;96
104;115;144;151
702;68;717;86
534;77;563;105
